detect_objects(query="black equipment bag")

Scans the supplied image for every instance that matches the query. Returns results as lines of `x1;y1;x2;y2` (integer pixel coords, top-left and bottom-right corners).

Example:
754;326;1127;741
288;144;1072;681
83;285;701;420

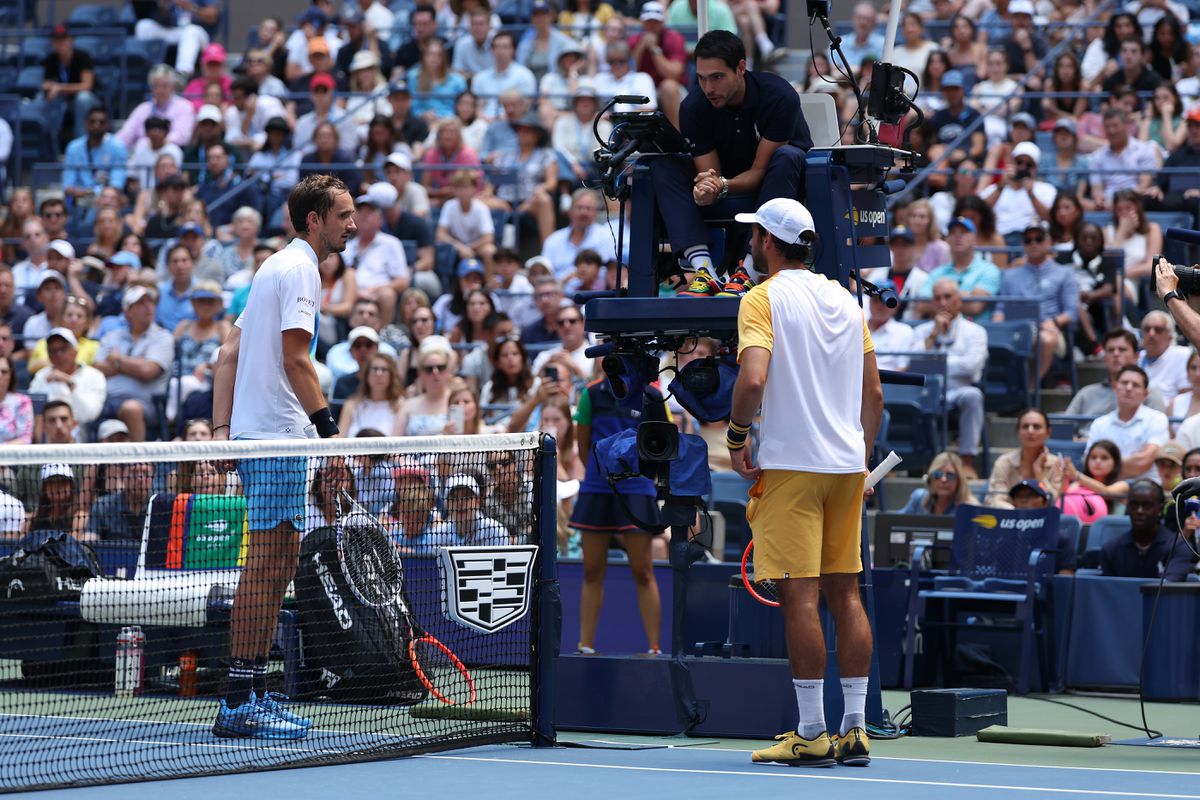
293;526;428;705
0;530;102;602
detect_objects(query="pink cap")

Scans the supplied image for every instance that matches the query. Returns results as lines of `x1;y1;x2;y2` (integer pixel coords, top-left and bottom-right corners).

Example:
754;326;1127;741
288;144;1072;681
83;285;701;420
201;43;226;64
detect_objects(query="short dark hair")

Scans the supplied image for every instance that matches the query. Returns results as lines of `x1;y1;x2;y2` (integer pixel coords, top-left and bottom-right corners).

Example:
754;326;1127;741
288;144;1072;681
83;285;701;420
411;4;436;21
757;223;814;263
44;399;73;417
693;30;745;68
1117;363;1149;388
288;174;348;234
1121;37;1145;52
494;247;521;263
1129;478;1164;504
575;248;602;267
1103;107;1129;123
1103;328;1138;351
231;75;258;96
492;30;517;49
482;310;510;330
39;197;65;214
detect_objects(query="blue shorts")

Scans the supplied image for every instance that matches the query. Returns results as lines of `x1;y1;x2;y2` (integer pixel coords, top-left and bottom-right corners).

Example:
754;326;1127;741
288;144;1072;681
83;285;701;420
237;455;308;532
570;491;661;533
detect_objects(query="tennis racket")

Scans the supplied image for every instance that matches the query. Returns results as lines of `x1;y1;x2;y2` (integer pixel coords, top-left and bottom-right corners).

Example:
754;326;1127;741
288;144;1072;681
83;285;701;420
335;490;476;705
741;540;780;607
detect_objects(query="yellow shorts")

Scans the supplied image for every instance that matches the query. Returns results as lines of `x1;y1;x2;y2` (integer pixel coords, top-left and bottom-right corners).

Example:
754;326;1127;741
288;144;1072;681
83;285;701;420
746;469;864;580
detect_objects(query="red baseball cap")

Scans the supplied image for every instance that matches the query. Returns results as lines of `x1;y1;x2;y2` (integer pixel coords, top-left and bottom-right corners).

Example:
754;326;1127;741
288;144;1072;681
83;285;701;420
310;72;336;92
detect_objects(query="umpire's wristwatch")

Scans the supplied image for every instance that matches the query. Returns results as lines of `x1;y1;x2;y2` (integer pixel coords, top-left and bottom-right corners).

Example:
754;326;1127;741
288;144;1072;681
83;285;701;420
1164;290;1186;305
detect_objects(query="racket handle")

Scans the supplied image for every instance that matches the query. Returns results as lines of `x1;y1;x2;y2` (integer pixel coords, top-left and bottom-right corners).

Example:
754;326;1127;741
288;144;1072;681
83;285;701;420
865;451;902;491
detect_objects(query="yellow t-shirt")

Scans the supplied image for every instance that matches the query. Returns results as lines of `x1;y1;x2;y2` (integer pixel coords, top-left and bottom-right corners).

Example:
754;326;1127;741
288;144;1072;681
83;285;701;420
26;336;100;375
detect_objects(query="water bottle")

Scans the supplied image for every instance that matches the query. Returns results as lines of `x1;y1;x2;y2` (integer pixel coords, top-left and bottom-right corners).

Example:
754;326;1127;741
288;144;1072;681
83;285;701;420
179;650;198;697
115;626;145;697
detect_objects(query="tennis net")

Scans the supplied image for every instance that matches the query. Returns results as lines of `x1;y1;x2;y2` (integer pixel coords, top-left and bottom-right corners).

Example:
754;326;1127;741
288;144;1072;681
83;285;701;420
0;433;557;792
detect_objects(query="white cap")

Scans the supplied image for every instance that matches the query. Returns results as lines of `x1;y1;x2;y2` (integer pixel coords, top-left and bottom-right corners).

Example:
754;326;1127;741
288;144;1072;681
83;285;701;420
98;419;130;440
1008;0;1035;14
445;474;481;496
385;151;413;172
349;49;381;72
1011;140;1041;165
40;463;74;483
46;327;78;348
525;255;553;272
47;239;75;259
734;198;816;245
640;1;665;20
38;272;66;290
122;285;156;311
354;181;399;209
196;104;223;124
348;325;380;344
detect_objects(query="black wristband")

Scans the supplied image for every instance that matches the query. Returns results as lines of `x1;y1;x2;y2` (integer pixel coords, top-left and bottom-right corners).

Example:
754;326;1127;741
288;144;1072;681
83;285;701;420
1164;290;1186;305
309;407;339;438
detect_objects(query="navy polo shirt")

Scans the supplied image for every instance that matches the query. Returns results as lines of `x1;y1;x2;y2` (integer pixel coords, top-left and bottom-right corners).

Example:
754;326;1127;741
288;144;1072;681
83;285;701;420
930;104;982;146
679;70;813;179
1099;525;1197;582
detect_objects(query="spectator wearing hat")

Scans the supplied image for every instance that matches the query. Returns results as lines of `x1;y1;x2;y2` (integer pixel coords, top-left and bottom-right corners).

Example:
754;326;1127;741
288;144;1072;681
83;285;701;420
98;419;130;443
183;43;233;110
553;84;611;182
383;151;431;218
194;144;261;230
170;279;229;422
27;327;106;426
866;280;916;372
918;217;1001;316
1089;108;1160;209
289;35;340;116
327;302;400;385
431;474;510;547
1045;119;1091;200
63;108;128;202
1005;479;1077;574
115;65;197;151
858;226;928;320
494;113;559;244
1101;37;1162;96
384;81;431;152
518;1;581;84
996;223;1079;380
127;116;184;191
593;40;658;113
294;72;359;154
980;141;1056;240
225;76;288;154
628;3;688;127
433;260;487;334
344;183;411;326
539;41;587;117
437;170;497;277
40;239;95;313
94;286;174;442
1155;440;1185;489
284;7;343;83
22;273;69;344
452;9;496;79
42;25;99;142
1144;106;1200;223
1002;0;1047;76
472;30;537;120
335;7;393;86
930;70;985;162
540;188;616;280
133;0;218;78
183;105;243;185
27;289;97;376
26;460;89;540
394;4;446;72
244;116;301;220
93;251;142;323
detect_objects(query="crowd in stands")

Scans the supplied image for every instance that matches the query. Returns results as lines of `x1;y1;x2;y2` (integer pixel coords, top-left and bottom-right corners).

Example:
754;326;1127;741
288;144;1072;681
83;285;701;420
5;0;1200;592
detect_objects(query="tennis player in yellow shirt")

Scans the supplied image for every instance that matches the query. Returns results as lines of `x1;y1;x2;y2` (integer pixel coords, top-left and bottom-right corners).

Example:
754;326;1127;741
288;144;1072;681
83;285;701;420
727;198;884;767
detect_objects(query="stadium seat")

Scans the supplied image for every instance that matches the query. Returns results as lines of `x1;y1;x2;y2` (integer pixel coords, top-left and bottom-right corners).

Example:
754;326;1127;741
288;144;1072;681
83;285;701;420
980;320;1035;414
1046;438;1086;467
14;65;42;99
1081;515;1130;560
74;34;120;66
66;3;120;29
880;373;945;474
92;64;121;115
18;37;51;70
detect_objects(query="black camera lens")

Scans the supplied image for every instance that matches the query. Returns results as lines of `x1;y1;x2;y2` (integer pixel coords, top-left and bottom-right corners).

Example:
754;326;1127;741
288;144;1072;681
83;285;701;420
637;421;680;463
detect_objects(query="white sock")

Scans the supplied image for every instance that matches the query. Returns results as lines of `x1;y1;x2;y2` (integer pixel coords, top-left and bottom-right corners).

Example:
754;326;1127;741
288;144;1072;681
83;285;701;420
683;246;713;274
840;676;868;735
756;33;774;55
793;678;826;739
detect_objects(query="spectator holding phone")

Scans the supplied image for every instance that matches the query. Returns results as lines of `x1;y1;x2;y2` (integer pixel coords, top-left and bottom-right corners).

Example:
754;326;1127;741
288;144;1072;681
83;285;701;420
531;305;593;388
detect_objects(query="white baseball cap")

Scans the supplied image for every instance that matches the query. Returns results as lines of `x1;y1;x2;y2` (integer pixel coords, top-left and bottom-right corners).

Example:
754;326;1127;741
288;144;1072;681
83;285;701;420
734;198;816;245
46;327;78;348
196;104;223;124
385;151;413;172
48;239;75;259
1008;0;1035;14
122;285;157;311
354;181;399;209
40;463;74;483
98;419;130;440
445;474;481;496
640;1;665;20
348;325;380;344
1011;140;1041;165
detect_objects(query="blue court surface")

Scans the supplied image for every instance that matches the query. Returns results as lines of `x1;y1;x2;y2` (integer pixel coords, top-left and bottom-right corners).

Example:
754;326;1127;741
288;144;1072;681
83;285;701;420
22;737;1200;800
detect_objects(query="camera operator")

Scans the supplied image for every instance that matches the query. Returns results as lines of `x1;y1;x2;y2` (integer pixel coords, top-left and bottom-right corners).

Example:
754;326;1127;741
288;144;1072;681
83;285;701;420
979;142;1056;242
1153;257;1200;349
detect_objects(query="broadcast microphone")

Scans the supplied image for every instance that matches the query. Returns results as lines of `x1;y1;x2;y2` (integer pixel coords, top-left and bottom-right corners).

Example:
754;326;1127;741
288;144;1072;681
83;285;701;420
1164;227;1200;246
585;342;617;359
612;95;651;105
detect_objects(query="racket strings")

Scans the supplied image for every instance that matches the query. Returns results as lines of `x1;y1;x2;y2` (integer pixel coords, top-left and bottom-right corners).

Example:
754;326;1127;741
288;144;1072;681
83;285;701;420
342;521;402;607
411;635;476;705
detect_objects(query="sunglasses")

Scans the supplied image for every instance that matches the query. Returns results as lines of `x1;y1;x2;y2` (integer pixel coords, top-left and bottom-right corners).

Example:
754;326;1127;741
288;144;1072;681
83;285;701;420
1023;234;1046;244
421;363;449;374
351;339;376;349
557;317;582;327
487;459;514;469
930;469;957;481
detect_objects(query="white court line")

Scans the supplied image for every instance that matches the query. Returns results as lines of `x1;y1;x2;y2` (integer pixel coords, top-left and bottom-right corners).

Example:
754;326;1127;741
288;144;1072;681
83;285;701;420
416;754;1200;799
0;731;342;755
0;712;400;739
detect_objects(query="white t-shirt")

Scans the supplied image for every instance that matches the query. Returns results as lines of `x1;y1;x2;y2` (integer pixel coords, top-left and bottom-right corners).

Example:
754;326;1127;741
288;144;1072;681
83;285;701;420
868;317;916;372
592;70;658;113
737;270;869;473
437;198;494;245
1086;404;1170;482
231;238;322;440
979;180;1058;236
127;141;183;188
343;231;410;290
1140;344;1192;399
532;341;593;380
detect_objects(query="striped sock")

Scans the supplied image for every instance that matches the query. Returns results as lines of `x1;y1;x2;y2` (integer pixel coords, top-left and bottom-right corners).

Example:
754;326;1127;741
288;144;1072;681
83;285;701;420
225;658;255;709
252;655;268;698
683;246;713;274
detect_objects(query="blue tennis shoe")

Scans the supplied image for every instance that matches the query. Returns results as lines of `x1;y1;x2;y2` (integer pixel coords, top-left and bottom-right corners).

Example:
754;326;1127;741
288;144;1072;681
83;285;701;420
212;693;308;740
257;691;314;729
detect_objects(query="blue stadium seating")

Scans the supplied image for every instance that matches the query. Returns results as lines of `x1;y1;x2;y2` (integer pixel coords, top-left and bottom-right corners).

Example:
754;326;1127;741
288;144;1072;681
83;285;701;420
66;4;120;29
980;320;1035;414
14;65;42;99
880;373;945;474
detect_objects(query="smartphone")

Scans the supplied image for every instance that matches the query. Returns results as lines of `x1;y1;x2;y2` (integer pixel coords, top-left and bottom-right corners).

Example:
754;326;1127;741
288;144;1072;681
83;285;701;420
449;404;465;435
543;365;559;382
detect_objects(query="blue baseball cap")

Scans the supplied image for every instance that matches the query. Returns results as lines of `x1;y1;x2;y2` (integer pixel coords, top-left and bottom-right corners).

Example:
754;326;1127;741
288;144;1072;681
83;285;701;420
178;221;204;237
948;216;977;234
108;250;142;270
457;258;485;278
942;70;965;88
889;225;914;243
297;7;328;26
1010;479;1050;500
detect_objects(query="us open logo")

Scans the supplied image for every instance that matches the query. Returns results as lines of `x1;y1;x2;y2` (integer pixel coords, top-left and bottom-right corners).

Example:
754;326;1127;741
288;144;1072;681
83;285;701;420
438;545;538;634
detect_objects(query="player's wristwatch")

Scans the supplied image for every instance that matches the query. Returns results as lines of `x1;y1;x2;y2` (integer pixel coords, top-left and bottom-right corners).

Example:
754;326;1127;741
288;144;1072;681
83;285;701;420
718;176;729;200
1164;290;1186;305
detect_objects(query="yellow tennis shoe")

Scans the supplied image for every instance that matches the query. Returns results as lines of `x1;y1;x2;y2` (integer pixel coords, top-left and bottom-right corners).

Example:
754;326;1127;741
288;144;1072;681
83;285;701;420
750;731;836;767
832;727;871;766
